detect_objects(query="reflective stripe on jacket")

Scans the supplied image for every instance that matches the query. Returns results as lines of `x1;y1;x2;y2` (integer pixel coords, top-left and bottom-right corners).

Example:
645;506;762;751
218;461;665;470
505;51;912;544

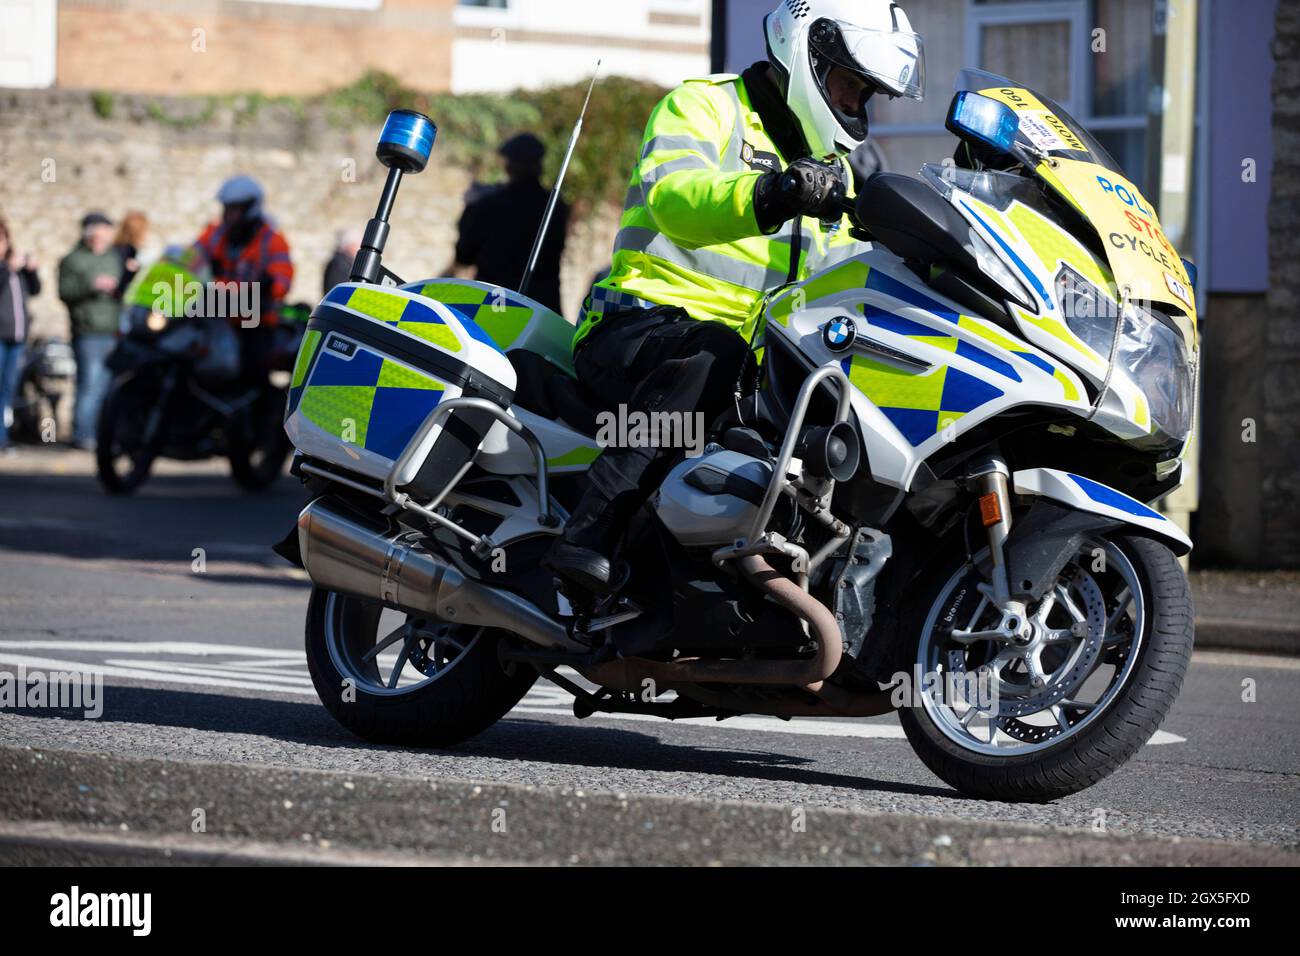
574;72;861;353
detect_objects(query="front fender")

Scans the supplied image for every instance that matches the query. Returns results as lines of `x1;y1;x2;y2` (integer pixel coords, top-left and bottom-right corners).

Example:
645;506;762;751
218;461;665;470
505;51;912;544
1011;468;1192;556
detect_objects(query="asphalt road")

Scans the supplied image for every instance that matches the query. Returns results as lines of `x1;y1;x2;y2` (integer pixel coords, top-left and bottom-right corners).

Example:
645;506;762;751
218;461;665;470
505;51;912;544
1;447;1297;864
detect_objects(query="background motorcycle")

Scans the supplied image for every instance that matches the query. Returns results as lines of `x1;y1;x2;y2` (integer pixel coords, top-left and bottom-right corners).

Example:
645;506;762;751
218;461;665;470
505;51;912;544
280;74;1199;803
10;336;76;443
95;255;304;494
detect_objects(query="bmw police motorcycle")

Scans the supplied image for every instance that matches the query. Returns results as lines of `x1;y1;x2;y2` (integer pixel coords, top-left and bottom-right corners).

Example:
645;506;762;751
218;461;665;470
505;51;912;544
278;70;1198;802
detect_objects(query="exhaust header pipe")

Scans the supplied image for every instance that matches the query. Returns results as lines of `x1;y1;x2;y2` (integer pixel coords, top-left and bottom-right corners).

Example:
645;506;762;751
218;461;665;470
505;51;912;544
297;497;583;653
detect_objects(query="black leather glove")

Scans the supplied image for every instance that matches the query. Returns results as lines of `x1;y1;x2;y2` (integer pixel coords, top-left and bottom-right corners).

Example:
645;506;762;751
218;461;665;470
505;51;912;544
754;158;847;232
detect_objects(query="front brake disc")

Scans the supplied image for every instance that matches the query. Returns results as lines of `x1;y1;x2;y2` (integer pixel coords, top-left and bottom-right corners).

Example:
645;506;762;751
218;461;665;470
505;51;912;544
945;566;1106;737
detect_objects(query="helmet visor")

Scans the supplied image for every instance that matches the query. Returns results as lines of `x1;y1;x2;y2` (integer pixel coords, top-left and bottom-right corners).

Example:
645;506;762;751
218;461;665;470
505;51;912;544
812;19;925;102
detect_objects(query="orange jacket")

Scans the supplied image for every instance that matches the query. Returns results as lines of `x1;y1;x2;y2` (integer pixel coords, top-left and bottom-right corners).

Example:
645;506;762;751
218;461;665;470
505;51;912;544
194;219;294;326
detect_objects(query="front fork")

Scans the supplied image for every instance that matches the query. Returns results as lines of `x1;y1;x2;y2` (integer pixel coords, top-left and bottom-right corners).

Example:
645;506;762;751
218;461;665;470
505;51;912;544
967;457;1033;645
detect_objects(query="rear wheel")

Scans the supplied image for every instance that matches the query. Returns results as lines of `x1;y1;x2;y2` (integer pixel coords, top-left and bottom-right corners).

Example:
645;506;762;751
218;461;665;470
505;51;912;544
304;588;537;748
95;375;159;494
897;534;1193;802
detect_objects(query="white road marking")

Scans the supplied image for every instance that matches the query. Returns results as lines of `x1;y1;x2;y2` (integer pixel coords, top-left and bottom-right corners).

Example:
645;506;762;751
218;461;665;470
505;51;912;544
0;652;318;696
102;659;315;687
509;706;1186;745
0;639;1186;744
0;640;303;658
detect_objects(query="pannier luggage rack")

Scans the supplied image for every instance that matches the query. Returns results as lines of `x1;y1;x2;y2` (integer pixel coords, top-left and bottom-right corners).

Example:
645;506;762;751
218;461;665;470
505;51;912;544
300;397;556;560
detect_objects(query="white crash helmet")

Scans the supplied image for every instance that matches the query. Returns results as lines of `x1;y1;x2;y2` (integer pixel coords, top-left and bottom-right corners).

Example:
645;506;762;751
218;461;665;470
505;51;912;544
765;0;925;158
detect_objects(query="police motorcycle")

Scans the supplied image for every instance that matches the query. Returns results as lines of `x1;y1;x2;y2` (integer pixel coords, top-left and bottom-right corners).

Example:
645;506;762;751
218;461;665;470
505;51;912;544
96;251;304;494
280;72;1198;802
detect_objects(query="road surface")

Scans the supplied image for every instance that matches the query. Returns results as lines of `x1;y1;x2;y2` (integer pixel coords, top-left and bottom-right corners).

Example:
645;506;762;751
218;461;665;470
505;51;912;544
0;449;1296;864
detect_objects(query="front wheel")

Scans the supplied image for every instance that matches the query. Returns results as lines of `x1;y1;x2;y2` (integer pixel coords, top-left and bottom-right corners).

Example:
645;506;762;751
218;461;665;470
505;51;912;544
95;374;160;494
304;588;537;748
897;534;1193;802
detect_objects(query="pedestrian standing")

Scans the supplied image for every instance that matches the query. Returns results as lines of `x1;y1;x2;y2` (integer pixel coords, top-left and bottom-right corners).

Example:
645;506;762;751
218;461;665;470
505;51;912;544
59;212;122;450
0;218;41;454
451;133;569;315
113;210;150;297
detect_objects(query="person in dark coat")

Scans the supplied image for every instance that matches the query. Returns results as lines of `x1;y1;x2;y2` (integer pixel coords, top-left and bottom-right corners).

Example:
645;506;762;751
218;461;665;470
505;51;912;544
0;218;41;452
452;133;569;315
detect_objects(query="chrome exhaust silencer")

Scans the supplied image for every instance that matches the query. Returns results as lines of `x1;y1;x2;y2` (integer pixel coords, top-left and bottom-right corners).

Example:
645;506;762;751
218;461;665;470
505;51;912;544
296;497;583;652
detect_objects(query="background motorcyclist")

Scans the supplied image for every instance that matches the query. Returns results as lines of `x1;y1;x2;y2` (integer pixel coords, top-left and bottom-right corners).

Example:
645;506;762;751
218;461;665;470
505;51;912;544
545;0;925;595
192;175;295;382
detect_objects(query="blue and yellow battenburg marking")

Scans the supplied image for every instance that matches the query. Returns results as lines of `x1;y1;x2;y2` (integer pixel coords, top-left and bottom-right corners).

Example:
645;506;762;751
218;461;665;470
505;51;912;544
404;282;537;352
288;284;504;460
788;265;1080;447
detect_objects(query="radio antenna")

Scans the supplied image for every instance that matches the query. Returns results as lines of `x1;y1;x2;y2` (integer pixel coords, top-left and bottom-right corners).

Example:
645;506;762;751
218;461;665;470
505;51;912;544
519;60;601;300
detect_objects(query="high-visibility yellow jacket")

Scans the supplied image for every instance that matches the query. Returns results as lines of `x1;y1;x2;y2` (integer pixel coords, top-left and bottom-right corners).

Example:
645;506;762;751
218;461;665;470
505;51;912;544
574;72;863;355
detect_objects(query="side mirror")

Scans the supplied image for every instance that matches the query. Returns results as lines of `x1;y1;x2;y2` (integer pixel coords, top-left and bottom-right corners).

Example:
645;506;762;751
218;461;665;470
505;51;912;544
946;91;1019;155
376;109;437;174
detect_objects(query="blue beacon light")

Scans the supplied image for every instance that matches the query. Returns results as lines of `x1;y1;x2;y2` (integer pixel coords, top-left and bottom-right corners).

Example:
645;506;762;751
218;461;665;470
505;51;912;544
377;109;437;173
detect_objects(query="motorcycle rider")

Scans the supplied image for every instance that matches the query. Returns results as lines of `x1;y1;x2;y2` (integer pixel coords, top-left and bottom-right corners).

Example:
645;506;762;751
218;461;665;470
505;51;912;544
191;175;295;382
545;0;924;595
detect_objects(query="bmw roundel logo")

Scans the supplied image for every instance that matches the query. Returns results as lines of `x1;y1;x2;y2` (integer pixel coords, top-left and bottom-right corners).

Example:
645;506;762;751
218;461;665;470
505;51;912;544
823;316;857;353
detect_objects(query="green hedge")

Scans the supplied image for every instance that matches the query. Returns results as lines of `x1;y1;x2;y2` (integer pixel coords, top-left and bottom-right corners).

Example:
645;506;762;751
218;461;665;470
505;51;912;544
324;71;668;212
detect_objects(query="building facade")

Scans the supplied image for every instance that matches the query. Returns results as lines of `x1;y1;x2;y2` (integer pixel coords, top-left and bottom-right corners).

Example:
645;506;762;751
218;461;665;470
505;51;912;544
0;0;710;95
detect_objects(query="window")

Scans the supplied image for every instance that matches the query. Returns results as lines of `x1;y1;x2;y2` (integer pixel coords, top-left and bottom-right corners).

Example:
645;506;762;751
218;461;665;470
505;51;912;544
967;0;1151;189
966;1;1087;112
863;0;1157;193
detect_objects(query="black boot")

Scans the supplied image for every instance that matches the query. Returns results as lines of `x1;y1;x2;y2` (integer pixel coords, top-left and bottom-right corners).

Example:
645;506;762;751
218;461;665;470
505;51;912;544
544;490;630;596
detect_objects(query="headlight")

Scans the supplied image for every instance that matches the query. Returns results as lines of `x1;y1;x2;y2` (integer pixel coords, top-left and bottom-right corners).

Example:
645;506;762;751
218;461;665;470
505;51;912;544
1056;266;1194;445
1056;265;1119;358
1115;303;1194;445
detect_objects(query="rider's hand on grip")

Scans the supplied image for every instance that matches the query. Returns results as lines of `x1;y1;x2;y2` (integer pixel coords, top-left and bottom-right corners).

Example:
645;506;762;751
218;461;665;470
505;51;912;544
755;158;847;231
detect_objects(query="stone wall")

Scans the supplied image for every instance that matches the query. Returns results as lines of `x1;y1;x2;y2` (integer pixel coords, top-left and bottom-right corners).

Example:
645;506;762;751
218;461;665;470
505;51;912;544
0;87;620;341
1264;0;1300;566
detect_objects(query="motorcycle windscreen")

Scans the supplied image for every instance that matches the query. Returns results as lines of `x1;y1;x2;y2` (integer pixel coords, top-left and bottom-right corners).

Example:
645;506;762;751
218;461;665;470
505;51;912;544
963;76;1197;325
123;258;206;316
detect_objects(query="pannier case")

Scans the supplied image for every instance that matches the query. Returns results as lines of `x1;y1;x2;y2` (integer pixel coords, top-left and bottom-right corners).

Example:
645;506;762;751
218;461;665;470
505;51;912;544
285;282;517;500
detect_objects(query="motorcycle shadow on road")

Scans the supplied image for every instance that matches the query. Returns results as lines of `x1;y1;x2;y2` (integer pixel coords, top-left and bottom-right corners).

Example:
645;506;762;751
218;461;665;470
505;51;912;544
0;685;955;801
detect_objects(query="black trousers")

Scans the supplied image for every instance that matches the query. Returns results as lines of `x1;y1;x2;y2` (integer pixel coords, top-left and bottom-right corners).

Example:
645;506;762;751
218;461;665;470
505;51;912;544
574;305;753;505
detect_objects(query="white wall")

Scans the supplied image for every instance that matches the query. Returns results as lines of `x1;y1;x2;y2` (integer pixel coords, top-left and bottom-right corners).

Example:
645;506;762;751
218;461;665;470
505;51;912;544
452;0;711;93
0;0;56;88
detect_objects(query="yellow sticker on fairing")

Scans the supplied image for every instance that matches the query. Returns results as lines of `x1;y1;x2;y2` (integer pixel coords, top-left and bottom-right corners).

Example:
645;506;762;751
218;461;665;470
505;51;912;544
977;87;1088;154
1037;158;1196;324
